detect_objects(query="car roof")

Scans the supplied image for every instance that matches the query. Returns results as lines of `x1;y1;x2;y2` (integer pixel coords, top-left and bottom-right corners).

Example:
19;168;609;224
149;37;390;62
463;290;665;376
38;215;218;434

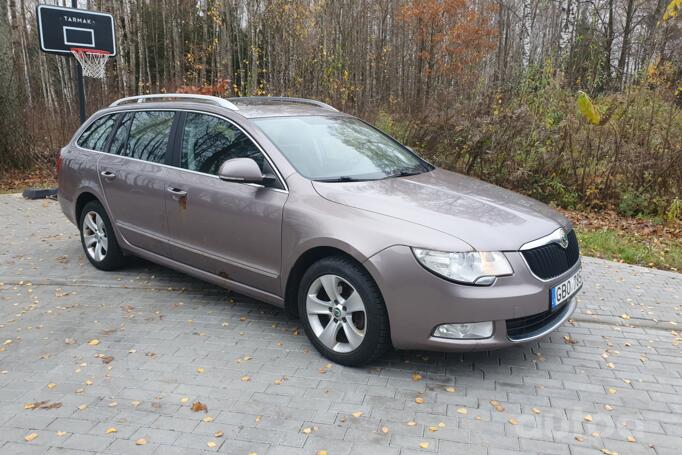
105;94;342;119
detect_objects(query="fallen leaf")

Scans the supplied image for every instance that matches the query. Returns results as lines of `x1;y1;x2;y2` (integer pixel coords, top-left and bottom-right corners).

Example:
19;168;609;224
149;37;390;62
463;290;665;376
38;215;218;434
351;411;363;418
575;435;584;442
584;415;593;422
64;338;76;345
407;420;417;426
620;314;631;320
106;427;117;434
47;383;56;389
563;335;577;344
419;442;429;449
508;418;519;425
445;386;456;393
87;339;100;346
135;438;147;445
601;449;618;455
490;400;504;412
604;404;614;411
196;367;205;373
203;416;214;422
531;407;541;414
412;372;423;382
192;402;208;413
428;426;439;432
302;427;313;434
240;375;250;382
627;436;636;443
207;441;217;448
415;397;424;404
317;451;328;455
56;431;67;437
77;404;87;411
214;431;224;437
25;400;62;410
180;397;189;403
457;407;468;415
131;400;141;407
100;355;114;364
381;426;389;433
24;432;38;442
608;387;617;394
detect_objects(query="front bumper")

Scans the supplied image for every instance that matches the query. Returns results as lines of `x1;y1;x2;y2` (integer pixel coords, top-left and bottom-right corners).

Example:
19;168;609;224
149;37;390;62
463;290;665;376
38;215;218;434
364;245;580;351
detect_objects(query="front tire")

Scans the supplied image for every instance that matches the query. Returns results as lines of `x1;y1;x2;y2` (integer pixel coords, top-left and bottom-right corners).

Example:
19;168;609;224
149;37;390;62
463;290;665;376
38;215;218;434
79;201;125;271
298;256;391;366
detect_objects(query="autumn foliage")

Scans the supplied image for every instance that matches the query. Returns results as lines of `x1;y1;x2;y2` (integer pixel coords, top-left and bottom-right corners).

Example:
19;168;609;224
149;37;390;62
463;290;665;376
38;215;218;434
399;0;497;82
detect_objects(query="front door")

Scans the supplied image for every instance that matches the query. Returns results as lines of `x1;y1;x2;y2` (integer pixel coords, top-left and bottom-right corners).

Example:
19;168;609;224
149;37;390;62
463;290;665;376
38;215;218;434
98;110;177;256
164;112;287;295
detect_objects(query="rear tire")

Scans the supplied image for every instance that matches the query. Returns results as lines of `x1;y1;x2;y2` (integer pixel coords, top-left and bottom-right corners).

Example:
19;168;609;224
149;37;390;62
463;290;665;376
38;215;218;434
79;200;125;271
298;256;391;366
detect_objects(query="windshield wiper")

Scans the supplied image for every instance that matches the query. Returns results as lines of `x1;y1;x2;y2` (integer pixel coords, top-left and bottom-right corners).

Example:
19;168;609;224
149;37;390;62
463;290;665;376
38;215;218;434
314;176;362;182
385;167;425;179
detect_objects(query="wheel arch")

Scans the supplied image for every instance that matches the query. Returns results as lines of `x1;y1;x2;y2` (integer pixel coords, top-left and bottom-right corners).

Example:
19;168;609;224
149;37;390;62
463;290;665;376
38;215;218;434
75;191;101;225
284;246;379;319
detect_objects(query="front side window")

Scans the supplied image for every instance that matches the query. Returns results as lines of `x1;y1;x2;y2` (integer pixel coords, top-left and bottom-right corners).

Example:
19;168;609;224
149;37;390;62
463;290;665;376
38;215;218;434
119;111;175;164
180;113;265;175
253;116;432;181
76;114;117;151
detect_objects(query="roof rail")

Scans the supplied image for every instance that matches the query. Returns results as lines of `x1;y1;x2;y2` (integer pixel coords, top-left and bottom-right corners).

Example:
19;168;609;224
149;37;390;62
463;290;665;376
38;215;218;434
110;94;239;110
227;96;338;112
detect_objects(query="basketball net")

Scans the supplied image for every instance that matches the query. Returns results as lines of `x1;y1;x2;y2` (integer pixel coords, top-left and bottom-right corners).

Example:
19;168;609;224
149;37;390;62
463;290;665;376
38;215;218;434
71;48;111;79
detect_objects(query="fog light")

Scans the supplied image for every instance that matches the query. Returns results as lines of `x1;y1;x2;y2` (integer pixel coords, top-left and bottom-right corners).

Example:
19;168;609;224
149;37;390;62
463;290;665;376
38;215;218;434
433;322;493;339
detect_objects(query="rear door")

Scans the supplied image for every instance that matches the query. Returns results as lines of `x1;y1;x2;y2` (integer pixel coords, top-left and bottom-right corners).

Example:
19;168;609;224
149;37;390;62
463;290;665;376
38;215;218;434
97;110;177;256
163;112;288;295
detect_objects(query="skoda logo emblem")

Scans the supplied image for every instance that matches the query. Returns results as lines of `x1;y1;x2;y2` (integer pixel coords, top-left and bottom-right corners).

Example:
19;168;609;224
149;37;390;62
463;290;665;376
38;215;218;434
333;308;342;318
558;230;569;249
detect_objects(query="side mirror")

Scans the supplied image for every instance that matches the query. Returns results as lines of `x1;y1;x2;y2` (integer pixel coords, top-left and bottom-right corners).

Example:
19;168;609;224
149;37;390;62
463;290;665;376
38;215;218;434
218;158;264;184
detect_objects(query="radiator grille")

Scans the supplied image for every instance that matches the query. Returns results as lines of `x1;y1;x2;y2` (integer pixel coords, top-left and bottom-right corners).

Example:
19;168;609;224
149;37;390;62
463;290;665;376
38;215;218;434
521;230;580;280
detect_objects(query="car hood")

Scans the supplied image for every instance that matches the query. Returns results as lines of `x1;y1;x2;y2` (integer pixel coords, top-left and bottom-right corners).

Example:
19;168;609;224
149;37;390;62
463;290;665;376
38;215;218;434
312;168;571;251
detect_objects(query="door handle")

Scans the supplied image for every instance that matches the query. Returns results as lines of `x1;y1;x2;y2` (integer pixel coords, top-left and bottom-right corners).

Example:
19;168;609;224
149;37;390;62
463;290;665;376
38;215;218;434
100;170;116;180
167;187;188;200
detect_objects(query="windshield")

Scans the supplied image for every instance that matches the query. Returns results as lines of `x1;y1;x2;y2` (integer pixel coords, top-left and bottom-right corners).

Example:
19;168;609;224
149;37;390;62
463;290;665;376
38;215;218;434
252;116;432;181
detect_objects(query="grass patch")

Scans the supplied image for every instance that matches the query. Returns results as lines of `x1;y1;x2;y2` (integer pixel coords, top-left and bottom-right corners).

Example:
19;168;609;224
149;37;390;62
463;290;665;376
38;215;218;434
576;228;682;272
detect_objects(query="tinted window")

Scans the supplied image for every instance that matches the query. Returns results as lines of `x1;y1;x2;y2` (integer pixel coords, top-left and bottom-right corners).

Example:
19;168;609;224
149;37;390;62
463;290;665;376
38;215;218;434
253;116;431;181
120;111;174;164
109;112;133;156
181;113;265;175
77;114;117;151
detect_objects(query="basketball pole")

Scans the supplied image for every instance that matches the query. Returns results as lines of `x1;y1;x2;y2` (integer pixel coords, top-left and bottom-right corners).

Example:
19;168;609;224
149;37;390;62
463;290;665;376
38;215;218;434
72;0;86;124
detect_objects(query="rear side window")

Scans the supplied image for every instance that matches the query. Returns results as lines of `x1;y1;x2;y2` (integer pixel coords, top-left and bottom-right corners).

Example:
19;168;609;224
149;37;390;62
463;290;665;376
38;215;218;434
76;114;117;151
180;113;265;174
109;113;133;156
116;111;175;164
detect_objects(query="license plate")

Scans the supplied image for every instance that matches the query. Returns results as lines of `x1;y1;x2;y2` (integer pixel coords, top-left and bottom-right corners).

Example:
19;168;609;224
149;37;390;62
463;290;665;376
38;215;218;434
551;268;582;309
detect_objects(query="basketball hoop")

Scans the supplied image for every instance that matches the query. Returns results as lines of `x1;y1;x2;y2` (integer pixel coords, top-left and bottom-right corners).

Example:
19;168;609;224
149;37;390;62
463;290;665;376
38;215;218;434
70;48;111;79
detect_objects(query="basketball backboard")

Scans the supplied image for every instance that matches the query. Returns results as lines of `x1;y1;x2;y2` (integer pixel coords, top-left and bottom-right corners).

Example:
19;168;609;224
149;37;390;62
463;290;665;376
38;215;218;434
36;4;116;56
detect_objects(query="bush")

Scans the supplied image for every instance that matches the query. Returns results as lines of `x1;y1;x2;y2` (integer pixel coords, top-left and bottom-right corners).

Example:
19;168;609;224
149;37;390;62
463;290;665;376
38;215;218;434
374;77;681;220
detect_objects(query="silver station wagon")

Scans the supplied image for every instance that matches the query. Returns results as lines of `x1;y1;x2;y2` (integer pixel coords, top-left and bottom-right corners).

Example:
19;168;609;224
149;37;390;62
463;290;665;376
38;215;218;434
58;94;582;365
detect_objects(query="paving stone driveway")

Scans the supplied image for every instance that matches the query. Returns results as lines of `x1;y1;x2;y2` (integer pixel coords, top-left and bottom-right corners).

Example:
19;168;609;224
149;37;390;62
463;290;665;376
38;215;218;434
0;194;681;455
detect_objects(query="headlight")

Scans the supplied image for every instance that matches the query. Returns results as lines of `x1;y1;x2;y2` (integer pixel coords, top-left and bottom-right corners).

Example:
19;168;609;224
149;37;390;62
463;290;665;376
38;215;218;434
412;248;513;285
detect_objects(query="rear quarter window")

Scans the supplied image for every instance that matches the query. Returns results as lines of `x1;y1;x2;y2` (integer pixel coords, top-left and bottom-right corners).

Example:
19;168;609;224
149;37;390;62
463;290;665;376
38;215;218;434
76;114;117;151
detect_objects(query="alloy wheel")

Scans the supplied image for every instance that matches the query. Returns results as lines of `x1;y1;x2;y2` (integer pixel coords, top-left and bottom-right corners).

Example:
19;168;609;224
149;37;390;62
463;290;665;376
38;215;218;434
306;274;367;353
82;210;108;262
